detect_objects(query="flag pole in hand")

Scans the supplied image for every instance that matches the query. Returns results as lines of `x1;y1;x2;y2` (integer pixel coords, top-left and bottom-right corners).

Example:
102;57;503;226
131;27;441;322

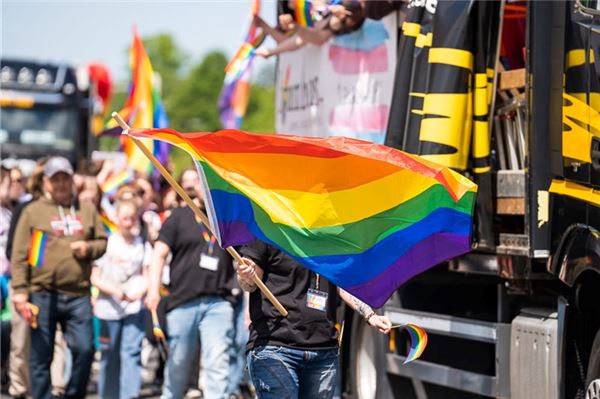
111;112;288;317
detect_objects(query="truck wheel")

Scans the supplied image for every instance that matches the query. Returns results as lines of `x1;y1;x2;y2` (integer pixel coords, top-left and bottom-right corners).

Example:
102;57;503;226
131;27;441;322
348;312;410;399
585;328;600;399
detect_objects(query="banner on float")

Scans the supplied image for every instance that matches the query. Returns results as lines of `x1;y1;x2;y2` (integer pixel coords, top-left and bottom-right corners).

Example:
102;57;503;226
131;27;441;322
276;14;398;144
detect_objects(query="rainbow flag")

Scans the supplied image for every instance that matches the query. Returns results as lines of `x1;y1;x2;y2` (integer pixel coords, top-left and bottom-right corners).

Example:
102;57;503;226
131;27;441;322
402;324;428;363
112;28;170;175
100;168;134;196
218;0;265;129
99;213;118;235
128;128;477;308
28;229;48;268
294;0;313;27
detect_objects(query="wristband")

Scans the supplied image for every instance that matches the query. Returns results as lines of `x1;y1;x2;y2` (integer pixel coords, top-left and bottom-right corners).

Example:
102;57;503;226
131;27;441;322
365;311;376;323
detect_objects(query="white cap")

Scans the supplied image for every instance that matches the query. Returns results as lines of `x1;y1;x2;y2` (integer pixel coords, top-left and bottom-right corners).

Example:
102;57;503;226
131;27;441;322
43;156;73;178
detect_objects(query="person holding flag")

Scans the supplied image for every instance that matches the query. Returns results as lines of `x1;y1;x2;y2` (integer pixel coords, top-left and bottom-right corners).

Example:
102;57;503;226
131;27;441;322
10;156;107;399
236;240;392;399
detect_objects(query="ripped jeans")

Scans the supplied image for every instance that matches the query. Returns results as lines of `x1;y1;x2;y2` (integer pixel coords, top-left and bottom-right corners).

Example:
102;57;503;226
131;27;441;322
247;345;339;399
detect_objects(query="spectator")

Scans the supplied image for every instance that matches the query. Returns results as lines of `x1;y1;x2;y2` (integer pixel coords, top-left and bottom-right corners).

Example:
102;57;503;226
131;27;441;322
10;156;108;399
78;176;102;210
236;240;391;399
145;168;237;399
0;168;13;388
7;167;28;206
136;177;162;243
6;158;69;399
91;199;151;399
255;0;366;57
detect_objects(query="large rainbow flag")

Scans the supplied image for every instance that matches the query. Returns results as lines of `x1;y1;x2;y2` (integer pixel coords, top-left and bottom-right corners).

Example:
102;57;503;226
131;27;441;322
112;28;170;175
128;128;477;307
218;0;265;129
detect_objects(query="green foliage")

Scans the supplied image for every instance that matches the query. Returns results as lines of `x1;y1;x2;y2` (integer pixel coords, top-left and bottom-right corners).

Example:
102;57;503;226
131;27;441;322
169;51;228;132
242;85;275;133
105;33;276;175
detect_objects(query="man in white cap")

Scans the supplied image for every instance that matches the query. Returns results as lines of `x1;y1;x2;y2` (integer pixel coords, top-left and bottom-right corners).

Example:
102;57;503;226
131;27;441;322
10;156;107;399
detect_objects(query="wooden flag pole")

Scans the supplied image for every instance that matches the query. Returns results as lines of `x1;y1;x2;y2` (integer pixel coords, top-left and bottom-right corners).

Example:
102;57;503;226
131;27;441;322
111;112;288;317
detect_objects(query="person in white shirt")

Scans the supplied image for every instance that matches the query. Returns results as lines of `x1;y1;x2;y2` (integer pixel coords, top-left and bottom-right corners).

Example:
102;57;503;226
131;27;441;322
91;199;151;399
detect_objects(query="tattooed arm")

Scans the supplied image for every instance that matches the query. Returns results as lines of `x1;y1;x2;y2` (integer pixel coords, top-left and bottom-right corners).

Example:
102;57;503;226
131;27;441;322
338;288;392;334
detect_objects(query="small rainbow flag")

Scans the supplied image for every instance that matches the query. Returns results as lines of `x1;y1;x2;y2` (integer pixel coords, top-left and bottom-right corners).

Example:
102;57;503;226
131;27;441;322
294;0;313;27
128;127;477;308
100;169;134;196
28;229;48;268
219;0;266;129
99;213;118;235
401;323;428;364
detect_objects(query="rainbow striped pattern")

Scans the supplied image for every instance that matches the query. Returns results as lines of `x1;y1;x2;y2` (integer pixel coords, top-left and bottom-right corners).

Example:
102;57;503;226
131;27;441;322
112;28;170;175
99;213;118;236
28;229;48;268
294;0;313;27
100;169;134;196
402;323;428;363
219;0;265;129
128;128;477;307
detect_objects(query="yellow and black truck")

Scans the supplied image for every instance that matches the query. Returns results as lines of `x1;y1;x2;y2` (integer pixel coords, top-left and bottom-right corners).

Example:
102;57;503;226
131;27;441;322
272;1;600;398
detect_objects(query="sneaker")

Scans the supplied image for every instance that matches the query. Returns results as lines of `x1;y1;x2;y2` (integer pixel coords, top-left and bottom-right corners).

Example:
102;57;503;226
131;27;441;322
185;388;203;399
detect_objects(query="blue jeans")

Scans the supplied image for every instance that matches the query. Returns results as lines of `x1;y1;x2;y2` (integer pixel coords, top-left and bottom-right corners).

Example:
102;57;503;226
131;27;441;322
247;346;339;399
227;296;249;396
97;311;145;399
162;296;234;399
29;292;94;399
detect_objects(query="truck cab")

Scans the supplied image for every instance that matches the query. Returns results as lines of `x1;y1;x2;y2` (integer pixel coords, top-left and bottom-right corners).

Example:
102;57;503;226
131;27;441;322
0;59;96;168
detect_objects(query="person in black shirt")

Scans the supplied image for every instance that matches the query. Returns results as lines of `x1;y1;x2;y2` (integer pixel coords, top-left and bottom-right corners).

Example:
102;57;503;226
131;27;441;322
237;240;391;399
145;168;236;399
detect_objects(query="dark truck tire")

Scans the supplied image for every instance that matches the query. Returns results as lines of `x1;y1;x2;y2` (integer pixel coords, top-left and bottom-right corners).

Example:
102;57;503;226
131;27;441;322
585;328;600;399
347;312;416;399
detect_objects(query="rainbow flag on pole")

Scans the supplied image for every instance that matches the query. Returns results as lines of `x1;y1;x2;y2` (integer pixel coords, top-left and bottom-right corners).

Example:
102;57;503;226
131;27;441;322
100;168;134;196
28;229;48;268
112;28;170;175
219;0;265;129
128;128;477;308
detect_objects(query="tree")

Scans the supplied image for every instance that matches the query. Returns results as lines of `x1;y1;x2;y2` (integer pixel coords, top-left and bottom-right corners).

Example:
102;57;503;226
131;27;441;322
242;84;275;133
142;33;188;100
169;50;228;132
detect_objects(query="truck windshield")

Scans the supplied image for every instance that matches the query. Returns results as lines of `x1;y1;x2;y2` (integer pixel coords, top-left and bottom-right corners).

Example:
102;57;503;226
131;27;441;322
0;106;78;152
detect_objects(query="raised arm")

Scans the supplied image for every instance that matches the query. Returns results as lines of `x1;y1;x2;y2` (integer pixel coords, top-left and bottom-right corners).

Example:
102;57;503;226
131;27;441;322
254;15;290;44
257;34;307;58
294;24;333;46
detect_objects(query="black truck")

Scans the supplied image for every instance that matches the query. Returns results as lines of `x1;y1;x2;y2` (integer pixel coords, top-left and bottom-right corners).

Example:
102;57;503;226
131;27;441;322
0;58;97;168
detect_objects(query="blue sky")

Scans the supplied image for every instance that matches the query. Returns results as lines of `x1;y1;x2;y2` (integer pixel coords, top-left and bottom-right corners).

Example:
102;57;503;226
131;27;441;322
1;1;277;81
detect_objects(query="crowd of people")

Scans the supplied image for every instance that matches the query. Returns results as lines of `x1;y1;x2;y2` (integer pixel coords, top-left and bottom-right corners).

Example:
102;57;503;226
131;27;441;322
0;152;391;399
0;1;401;398
0;156;254;399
